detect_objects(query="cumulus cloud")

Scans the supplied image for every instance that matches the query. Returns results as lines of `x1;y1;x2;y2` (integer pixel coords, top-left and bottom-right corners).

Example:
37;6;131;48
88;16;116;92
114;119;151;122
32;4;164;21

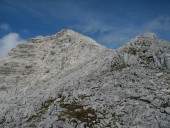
0;23;10;31
0;33;23;58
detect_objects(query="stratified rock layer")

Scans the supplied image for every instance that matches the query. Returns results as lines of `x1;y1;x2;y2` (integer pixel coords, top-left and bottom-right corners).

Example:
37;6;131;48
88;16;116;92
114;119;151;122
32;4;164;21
0;30;170;128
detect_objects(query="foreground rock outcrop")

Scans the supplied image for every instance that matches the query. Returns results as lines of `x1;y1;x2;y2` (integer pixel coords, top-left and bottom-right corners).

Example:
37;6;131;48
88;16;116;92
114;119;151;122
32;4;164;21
0;29;170;128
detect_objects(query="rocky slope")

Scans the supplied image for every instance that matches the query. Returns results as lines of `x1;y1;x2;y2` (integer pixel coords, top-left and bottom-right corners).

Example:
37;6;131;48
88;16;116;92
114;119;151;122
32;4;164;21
0;29;170;128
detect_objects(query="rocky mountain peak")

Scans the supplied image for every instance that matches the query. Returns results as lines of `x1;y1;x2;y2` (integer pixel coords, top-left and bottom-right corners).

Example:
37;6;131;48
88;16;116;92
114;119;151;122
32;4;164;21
140;32;157;39
125;32;158;47
114;32;170;69
56;29;79;37
27;29;103;48
0;30;170;128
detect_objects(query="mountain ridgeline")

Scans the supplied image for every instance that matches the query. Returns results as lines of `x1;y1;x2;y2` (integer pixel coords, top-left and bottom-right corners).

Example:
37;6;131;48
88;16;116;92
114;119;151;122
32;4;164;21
0;29;170;128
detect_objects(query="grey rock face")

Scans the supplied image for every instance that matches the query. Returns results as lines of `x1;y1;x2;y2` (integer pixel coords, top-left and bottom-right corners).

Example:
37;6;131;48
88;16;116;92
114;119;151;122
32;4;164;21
0;30;170;128
165;53;170;69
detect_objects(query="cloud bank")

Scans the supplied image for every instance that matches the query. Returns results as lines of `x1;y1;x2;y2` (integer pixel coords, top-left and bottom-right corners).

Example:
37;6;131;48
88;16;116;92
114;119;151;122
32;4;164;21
0;33;23;58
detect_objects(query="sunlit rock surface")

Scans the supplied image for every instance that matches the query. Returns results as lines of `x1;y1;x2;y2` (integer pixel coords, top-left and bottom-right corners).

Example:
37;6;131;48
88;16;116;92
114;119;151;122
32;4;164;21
0;30;170;128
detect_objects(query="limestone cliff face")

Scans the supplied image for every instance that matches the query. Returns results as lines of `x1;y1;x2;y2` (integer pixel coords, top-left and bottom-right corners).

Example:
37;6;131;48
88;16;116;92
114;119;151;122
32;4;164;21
0;30;170;128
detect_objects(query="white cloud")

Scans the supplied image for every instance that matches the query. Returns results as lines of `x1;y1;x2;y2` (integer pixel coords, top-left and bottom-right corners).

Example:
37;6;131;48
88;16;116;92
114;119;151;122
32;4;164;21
73;21;112;34
96;15;170;48
96;28;139;48
0;23;10;31
99;33;130;44
143;15;170;31
0;33;23;58
21;29;30;34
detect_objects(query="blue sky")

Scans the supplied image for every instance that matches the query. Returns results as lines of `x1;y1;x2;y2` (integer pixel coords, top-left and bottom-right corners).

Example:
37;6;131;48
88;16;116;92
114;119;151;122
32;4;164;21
0;0;170;57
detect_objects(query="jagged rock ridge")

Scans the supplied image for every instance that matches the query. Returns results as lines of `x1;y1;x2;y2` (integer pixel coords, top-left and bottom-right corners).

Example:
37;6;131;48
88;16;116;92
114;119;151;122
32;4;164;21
0;29;170;128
